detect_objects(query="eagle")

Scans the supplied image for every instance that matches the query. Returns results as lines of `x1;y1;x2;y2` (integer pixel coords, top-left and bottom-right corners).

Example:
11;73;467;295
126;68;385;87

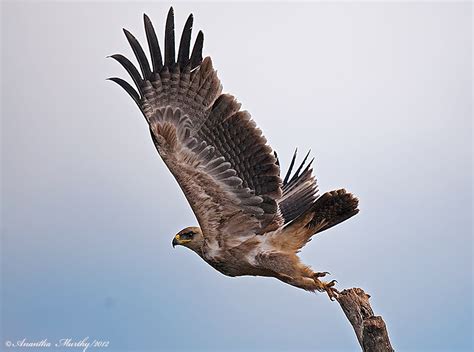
109;8;359;300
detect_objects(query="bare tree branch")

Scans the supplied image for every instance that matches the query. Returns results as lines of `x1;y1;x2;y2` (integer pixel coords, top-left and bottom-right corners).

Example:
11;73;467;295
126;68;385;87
337;288;394;352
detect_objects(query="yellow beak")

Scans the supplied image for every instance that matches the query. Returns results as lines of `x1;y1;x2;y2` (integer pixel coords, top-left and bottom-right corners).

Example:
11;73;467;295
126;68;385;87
172;234;191;248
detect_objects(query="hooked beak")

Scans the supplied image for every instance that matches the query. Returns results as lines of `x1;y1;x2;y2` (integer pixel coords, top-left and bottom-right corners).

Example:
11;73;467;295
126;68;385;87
172;237;179;248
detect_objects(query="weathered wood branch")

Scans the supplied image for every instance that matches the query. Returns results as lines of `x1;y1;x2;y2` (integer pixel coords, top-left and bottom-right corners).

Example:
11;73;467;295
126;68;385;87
337;288;394;352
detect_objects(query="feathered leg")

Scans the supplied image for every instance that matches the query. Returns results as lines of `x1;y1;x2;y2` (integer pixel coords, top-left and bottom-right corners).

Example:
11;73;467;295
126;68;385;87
256;252;338;300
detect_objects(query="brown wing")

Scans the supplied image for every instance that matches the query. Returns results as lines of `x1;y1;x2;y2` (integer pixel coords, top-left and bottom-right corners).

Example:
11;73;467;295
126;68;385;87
275;149;319;224
109;8;283;249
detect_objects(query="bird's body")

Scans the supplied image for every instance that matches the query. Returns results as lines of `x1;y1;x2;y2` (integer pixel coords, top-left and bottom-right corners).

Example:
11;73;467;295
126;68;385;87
110;8;359;299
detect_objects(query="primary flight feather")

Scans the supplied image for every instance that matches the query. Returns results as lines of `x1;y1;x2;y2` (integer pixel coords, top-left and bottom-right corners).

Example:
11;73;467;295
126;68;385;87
109;8;359;300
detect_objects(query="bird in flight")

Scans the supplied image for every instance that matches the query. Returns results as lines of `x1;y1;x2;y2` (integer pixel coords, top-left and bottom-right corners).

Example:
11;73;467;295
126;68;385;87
109;8;359;300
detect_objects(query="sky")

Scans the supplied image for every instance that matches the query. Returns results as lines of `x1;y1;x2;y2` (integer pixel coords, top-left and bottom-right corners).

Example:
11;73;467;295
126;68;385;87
1;1;472;351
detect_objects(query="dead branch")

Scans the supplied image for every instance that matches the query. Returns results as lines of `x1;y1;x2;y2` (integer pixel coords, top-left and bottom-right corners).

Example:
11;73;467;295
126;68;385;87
337;288;394;352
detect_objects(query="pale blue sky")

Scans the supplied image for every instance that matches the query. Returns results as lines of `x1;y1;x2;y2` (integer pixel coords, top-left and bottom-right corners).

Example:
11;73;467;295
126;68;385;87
1;1;472;351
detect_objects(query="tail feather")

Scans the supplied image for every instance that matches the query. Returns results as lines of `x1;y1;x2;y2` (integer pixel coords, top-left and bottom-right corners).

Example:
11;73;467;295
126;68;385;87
308;189;359;235
278;189;359;251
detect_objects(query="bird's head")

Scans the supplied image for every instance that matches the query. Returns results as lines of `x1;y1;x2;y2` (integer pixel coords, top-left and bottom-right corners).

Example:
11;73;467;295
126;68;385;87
172;226;204;254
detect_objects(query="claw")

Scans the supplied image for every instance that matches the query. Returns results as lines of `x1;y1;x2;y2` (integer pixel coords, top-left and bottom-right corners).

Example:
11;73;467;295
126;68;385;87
323;280;339;301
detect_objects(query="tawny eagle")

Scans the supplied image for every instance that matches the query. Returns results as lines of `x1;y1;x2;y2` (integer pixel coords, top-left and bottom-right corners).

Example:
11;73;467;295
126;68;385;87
109;8;359;299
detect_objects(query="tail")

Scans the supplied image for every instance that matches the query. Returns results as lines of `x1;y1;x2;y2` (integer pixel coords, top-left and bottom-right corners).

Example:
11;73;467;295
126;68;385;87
278;189;359;250
307;189;359;235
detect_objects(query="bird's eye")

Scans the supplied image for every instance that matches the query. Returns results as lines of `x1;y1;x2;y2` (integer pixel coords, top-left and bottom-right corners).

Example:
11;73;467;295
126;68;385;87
180;232;194;240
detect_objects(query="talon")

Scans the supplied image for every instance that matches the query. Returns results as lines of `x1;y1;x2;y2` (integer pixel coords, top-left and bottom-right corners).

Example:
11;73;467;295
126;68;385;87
323;280;339;301
325;287;338;301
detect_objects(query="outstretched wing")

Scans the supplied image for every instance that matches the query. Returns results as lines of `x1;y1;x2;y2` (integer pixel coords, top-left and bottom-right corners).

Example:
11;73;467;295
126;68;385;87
109;8;283;250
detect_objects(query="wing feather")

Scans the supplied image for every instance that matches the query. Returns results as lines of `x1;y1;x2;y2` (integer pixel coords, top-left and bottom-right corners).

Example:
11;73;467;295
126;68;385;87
277;149;319;224
143;14;163;72
190;31;204;69
177;14;193;67
123;28;152;80
164;7;175;67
